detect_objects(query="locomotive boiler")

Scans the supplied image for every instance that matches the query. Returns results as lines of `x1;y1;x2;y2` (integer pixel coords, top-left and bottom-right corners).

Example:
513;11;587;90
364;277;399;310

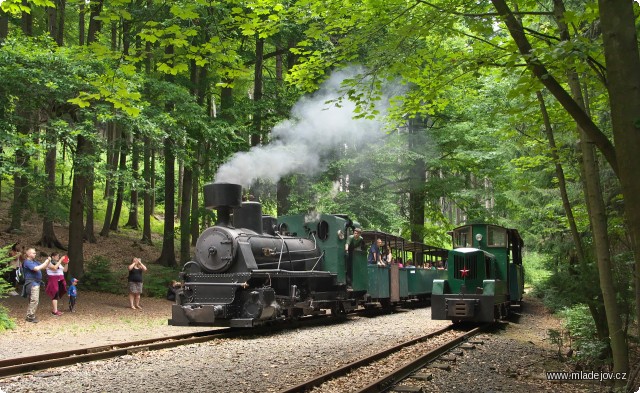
169;182;352;327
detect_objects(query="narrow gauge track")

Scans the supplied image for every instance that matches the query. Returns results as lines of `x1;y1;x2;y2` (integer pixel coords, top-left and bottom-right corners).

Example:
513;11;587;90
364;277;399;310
0;307;388;379
0;328;235;378
280;323;491;393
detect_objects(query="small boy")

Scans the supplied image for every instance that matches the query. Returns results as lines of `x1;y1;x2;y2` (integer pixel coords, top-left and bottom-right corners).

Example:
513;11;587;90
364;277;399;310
68;277;79;312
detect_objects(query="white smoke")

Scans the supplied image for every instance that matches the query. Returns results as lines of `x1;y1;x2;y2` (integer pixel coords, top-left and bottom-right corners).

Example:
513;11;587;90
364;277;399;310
214;68;387;187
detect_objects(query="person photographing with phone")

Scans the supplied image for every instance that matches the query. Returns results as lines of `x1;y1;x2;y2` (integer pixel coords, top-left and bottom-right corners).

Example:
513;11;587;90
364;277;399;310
45;253;69;316
128;257;147;310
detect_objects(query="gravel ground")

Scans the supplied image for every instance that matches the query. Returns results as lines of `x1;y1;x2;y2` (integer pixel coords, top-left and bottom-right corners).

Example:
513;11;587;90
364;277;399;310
0;293;623;393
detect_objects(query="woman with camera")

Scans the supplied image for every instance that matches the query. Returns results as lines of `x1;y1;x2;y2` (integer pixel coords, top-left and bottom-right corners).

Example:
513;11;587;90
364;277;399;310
128;257;147;310
45;253;68;316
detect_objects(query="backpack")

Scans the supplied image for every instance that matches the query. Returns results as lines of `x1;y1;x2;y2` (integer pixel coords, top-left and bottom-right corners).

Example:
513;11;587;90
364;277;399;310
15;264;25;285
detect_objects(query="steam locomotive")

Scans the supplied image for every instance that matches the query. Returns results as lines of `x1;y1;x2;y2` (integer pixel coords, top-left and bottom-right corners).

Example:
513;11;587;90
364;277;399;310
169;182;448;327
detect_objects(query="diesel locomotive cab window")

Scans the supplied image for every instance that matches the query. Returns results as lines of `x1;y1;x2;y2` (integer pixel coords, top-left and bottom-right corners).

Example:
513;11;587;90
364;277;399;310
453;227;472;248
317;220;329;240
487;226;507;247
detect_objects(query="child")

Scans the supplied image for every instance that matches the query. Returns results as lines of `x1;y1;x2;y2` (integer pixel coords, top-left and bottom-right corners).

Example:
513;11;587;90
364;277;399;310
68;277;79;312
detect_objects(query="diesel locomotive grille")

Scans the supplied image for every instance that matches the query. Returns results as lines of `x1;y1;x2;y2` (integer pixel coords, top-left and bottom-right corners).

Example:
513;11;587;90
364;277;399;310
453;254;477;280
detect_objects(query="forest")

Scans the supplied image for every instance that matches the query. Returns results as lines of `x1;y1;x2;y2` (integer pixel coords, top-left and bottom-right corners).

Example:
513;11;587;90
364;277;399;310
0;0;639;387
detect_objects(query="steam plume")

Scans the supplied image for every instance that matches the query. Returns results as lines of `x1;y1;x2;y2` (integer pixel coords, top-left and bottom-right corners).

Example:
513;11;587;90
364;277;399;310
214;68;386;187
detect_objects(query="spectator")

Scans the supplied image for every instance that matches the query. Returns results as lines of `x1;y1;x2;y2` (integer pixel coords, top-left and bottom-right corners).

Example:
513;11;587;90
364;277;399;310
344;227;364;286
22;248;51;323
128;257;147;310
368;238;384;266
166;280;182;301
384;247;394;266
45;253;69;316
68;277;79;312
4;243;20;296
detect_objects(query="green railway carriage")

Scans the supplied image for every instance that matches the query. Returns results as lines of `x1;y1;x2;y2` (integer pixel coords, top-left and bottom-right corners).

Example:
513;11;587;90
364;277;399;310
431;223;525;322
271;218;450;308
353;231;448;307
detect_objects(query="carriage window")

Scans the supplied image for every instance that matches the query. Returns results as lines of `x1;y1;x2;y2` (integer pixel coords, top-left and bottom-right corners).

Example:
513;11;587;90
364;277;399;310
452;227;472;248
487;226;507;247
317;220;329;240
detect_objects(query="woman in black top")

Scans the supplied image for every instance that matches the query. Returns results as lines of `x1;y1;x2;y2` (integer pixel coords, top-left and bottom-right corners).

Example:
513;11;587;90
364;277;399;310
128;257;147;309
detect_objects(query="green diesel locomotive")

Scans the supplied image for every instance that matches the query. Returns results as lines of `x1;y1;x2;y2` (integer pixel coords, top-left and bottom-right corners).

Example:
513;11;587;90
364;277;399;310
431;223;525;322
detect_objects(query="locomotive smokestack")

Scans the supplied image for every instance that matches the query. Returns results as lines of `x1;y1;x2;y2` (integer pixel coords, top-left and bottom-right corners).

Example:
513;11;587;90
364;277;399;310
203;182;242;226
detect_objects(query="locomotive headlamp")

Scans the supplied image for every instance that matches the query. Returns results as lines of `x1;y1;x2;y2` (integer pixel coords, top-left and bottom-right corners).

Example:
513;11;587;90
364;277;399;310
337;230;345;240
475;234;483;242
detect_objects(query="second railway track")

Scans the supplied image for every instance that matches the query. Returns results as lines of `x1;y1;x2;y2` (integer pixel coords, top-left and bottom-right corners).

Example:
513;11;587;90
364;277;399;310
280;323;493;393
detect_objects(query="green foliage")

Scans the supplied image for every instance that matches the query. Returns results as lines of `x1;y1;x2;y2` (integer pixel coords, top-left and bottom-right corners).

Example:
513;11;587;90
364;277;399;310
0;306;16;332
0;245;15;296
559;304;609;369
143;265;181;299
81;256;123;295
522;251;551;287
0;245;17;331
532;260;601;313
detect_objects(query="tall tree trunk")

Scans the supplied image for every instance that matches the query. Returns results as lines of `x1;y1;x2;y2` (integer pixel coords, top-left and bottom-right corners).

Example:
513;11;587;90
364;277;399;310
21;0;33;36
407;117;426;242
56;0;65;46
38;127;65;249
180;167;192;265
68;135;90;278
78;1;85;46
190;161;199;246
110;136;128;231
100;124;119;236
251;37;264;149
157;43;177;267
141;136;153;244
47;5;57;43
86;0;103;44
277;177;291;216
125;136;140;229
597;0;640;343
0;12;8;42
156;139;176;267
177;161;183;218
8;107;32;233
150;150;156;214
83;143;97;243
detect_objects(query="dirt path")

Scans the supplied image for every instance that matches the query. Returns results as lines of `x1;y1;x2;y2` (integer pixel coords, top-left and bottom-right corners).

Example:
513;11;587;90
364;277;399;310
0;290;213;360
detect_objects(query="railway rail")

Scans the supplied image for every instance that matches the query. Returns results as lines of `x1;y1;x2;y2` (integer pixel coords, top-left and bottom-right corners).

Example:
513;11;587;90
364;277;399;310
280;323;492;393
0;307;382;379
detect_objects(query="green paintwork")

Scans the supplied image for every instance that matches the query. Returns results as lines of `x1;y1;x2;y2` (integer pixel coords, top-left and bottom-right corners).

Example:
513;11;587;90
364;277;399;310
407;268;447;295
366;265;390;298
278;213;351;283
